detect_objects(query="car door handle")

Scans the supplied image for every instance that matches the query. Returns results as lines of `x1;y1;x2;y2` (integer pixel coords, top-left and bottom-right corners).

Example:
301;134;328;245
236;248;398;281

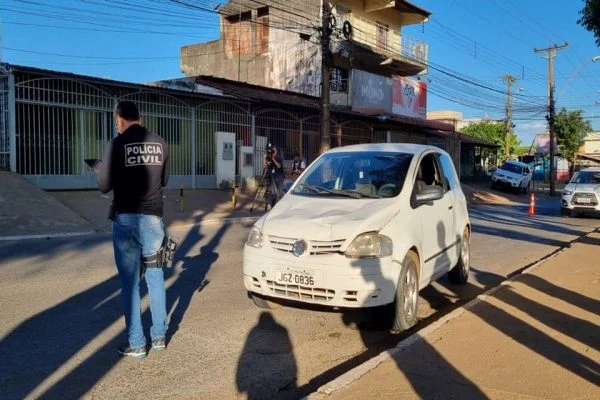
448;205;453;210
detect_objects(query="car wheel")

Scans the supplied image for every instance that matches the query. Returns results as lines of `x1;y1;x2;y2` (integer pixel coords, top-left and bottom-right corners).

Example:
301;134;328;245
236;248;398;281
448;228;470;285
391;251;420;332
561;208;571;217
250;293;280;309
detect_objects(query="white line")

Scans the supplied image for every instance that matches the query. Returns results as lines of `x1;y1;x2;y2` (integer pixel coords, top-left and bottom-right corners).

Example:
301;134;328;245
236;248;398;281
305;239;575;399
168;216;260;230
0;230;96;242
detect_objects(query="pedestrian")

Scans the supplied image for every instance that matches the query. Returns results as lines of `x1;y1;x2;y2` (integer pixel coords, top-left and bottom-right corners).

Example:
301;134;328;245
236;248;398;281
96;100;169;359
263;145;284;210
290;152;307;179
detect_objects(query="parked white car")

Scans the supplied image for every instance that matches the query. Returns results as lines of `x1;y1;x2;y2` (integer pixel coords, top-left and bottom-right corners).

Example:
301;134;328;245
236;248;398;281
490;160;532;193
561;167;600;217
243;144;471;332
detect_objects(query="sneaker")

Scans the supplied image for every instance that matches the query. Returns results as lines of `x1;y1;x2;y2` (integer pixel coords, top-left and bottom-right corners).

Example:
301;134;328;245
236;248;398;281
152;337;166;352
118;345;147;359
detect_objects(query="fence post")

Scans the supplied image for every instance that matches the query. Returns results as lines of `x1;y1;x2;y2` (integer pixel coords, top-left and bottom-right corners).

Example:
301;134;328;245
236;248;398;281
251;112;256;176
191;107;196;189
8;72;16;172
299;118;303;157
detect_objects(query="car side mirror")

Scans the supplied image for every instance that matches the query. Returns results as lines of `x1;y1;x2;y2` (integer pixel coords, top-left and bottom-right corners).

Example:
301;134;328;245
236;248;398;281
414;185;444;206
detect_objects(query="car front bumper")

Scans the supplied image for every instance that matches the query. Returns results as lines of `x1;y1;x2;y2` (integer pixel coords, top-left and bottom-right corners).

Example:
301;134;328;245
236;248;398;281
561;192;600;213
243;245;401;308
491;176;520;188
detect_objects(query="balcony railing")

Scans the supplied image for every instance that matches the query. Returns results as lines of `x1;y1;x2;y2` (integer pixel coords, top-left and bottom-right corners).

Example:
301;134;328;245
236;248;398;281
335;14;428;65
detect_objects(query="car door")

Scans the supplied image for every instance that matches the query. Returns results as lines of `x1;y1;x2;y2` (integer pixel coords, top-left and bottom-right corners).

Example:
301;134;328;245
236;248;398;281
523;166;532;187
412;152;455;282
437;152;461;268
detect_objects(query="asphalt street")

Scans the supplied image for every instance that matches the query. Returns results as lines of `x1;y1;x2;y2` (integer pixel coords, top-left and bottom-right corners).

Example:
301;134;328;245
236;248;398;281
0;200;598;399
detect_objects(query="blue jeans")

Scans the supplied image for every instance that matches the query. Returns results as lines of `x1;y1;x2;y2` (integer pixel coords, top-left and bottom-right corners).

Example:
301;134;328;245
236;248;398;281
113;214;168;348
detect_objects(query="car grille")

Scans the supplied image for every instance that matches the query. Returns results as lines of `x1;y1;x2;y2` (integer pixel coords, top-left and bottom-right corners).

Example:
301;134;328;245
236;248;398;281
268;236;345;255
265;280;335;302
572;193;598;206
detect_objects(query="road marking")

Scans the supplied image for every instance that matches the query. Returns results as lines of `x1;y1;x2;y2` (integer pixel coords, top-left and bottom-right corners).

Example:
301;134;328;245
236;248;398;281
0;231;96;242
168;216;260;230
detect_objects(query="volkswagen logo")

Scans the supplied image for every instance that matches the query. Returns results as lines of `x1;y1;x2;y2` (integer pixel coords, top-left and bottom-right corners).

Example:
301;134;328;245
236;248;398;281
292;240;307;257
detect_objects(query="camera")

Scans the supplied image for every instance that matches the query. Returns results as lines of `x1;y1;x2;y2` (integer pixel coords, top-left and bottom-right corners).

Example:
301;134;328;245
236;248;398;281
265;143;275;162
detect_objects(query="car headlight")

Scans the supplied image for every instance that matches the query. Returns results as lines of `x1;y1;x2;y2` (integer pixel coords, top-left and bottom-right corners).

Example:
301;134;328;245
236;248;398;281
345;233;393;258
563;190;573;196
246;226;263;248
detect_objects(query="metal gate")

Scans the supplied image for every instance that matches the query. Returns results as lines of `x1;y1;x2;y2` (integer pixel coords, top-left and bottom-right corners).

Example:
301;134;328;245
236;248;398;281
0;67;9;170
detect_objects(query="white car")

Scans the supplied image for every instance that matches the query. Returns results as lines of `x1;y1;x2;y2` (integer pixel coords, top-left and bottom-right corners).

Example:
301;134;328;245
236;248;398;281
490;160;532;193
561;167;600;217
243;144;471;332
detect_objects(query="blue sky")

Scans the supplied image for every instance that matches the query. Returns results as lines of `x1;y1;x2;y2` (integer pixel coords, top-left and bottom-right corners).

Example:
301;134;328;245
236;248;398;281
2;0;599;146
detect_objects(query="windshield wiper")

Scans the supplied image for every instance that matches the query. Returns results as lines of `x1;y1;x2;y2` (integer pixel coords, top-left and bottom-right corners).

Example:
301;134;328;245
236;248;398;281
338;189;381;199
295;184;337;195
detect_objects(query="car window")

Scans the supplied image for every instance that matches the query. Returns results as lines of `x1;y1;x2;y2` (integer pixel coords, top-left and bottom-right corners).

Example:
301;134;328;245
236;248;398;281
414;153;444;193
571;171;600;184
294;151;414;198
437;153;457;191
499;162;523;175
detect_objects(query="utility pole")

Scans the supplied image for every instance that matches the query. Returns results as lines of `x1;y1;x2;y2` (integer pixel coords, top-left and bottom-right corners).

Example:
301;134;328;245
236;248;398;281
534;42;568;196
502;74;517;159
320;2;333;153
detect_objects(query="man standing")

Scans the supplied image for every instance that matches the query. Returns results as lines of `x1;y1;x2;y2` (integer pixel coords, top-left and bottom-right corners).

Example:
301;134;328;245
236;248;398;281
263;145;284;210
97;100;169;359
290;152;306;179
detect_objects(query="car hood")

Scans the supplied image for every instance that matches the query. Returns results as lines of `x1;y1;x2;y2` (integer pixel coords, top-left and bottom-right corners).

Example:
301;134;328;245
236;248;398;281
494;168;522;179
565;183;600;193
259;194;398;242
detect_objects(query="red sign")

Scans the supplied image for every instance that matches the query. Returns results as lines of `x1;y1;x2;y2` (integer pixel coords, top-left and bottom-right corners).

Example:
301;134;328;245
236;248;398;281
392;76;427;119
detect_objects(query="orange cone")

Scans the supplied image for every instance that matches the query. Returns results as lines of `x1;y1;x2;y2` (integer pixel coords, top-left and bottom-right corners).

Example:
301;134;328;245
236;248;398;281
528;192;536;215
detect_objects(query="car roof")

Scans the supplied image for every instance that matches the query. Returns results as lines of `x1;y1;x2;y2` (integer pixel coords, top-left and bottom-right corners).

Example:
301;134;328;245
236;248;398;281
502;160;529;168
326;143;446;156
579;167;600;172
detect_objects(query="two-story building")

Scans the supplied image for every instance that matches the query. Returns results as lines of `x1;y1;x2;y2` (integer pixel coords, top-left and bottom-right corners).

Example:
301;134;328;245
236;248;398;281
181;0;430;112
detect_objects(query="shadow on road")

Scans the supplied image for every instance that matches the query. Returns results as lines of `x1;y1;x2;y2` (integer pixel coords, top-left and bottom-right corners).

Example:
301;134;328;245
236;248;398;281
236;312;297;399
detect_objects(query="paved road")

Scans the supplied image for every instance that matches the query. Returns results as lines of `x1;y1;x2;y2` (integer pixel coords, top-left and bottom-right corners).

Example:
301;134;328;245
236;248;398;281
0;200;598;399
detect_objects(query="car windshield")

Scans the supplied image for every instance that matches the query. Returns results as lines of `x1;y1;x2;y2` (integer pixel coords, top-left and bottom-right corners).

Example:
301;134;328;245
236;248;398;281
571;171;600;184
292;151;414;198
499;162;523;174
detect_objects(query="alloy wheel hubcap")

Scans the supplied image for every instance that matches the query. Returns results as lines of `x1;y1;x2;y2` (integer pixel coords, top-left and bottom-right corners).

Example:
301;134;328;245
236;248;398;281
403;265;418;320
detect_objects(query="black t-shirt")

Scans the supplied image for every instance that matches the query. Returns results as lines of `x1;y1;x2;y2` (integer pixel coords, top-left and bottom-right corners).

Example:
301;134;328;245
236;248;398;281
97;124;169;217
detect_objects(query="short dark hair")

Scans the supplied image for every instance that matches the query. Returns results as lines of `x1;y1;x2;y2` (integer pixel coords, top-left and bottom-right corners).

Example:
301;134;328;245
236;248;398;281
115;101;140;121
293;152;300;158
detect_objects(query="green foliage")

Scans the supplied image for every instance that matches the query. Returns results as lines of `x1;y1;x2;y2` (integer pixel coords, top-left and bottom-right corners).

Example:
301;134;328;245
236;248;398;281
578;0;600;46
461;120;520;154
554;108;593;162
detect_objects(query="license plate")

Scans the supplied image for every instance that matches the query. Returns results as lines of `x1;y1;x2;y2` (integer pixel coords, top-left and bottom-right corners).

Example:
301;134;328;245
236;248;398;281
577;198;592;204
276;270;316;286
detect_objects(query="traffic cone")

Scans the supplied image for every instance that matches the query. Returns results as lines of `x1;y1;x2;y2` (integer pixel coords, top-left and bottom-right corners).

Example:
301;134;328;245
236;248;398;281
528;192;535;215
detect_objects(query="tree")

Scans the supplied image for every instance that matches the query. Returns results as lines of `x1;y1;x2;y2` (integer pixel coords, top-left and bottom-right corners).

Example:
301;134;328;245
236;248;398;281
461;120;521;156
578;0;600;46
554;108;592;173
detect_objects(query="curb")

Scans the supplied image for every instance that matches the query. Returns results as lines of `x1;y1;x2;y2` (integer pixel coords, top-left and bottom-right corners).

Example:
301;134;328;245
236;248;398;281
303;227;598;399
0;230;96;242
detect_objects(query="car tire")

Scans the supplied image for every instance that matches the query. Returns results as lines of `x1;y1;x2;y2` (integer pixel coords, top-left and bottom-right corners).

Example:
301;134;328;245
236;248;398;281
250;293;280;309
561;208;571;217
448;228;470;285
391;250;420;332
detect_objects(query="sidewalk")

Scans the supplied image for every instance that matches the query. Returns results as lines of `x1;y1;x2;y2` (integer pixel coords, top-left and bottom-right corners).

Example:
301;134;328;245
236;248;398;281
0;172;95;240
52;187;266;232
313;231;600;400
